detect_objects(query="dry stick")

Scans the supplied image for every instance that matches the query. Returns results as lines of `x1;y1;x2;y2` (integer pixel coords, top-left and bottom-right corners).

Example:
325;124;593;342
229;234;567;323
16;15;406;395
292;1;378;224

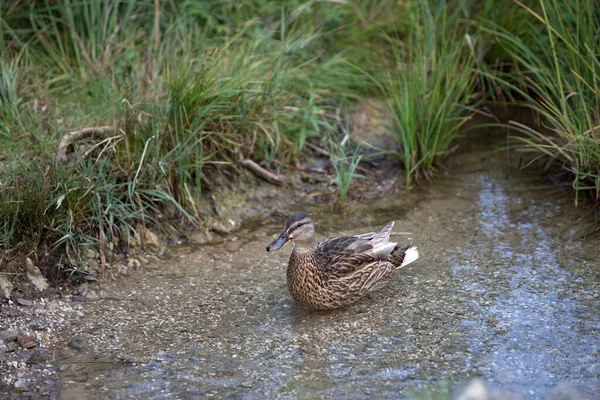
132;135;154;192
56;126;114;161
240;158;286;186
306;142;330;157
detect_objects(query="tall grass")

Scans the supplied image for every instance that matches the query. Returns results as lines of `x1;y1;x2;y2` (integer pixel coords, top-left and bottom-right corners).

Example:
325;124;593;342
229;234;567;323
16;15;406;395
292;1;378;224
487;0;600;205
0;0;395;265
2;0;598;274
381;1;480;187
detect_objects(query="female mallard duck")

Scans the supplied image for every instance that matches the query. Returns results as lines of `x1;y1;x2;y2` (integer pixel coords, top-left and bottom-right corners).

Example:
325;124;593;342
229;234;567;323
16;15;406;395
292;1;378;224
266;212;419;310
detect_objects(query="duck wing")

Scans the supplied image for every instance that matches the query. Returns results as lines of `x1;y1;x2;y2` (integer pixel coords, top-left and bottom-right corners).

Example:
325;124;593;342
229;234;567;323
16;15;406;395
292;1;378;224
316;221;398;277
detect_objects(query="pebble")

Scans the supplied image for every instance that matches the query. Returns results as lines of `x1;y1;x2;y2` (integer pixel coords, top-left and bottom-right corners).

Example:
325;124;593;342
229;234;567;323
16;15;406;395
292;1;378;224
29;322;45;331
0;274;13;299
86;290;99;300
0;343;8;355
139;227;161;252
59;364;71;372
1;328;19;343
26;349;53;364
25;257;49;291
77;283;89;296
69;340;83;350
17;298;34;307
71;296;86;303
17;334;38;349
14;379;28;389
7;342;18;352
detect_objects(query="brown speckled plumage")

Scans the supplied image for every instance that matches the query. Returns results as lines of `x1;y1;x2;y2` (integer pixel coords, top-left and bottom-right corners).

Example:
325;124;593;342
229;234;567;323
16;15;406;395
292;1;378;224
267;212;419;310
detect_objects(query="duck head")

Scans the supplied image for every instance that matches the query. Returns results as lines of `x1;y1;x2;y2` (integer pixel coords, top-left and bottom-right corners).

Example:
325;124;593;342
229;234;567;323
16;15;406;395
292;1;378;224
266;212;316;251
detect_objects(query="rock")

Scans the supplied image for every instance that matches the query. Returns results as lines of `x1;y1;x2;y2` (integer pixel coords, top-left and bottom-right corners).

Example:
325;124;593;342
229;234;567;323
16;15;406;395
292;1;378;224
546;383;594;400
17;333;38;349
212;219;232;234
0;343;8;355
25;257;49;292
139;227;160;252
29;318;45;331
17;298;34;307
0;274;13;299
14;379;28;390
6;342;18;352
26;348;53;364
189;229;215;244
71;295;86;303
77;282;89;296
59;363;71;372
86;290;99;300
69;339;82;349
1;328;18;343
453;378;489;400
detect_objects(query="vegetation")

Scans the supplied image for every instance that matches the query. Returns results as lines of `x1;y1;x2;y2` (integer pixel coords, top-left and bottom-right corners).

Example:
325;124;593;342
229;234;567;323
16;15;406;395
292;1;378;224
381;1;480;186
328;139;363;210
486;0;600;206
0;0;599;274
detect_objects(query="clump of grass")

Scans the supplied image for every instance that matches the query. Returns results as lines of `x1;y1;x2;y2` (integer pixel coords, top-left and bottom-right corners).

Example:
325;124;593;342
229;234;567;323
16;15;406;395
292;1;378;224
0;163;64;258
328;139;363;209
381;0;480;187
487;0;600;206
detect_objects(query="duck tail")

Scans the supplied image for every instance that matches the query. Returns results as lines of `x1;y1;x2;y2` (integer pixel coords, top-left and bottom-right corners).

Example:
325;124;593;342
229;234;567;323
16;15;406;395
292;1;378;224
390;245;419;269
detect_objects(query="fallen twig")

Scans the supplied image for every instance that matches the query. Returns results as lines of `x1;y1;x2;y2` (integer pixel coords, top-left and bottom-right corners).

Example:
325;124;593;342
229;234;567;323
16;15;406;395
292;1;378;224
240;158;286;186
306;142;330;157
56;126;114;161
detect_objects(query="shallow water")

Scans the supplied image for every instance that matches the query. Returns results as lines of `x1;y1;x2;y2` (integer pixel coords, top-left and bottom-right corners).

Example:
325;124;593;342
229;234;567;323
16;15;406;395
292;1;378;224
57;145;600;399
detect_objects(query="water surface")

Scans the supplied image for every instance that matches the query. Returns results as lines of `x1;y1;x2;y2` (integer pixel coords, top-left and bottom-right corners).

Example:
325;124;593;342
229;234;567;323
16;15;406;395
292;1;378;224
58;145;600;399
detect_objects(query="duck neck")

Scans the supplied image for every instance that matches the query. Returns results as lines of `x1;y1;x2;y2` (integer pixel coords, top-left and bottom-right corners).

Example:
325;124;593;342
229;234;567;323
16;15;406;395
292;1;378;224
293;237;317;254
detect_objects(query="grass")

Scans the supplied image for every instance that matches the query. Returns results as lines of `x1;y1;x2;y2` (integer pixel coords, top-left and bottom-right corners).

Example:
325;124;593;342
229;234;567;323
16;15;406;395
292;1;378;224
328;138;363;210
0;0;599;277
485;0;600;206
381;0;480;187
0;0;400;269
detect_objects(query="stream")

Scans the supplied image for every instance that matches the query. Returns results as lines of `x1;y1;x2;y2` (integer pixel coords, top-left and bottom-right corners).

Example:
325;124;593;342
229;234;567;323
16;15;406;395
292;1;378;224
56;141;600;399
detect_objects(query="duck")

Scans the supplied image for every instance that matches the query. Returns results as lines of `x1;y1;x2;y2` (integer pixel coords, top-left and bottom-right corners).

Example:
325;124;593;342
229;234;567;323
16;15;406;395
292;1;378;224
266;211;419;310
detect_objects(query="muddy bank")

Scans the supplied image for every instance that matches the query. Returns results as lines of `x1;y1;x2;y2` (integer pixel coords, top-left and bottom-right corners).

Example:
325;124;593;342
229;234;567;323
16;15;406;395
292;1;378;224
41;139;600;399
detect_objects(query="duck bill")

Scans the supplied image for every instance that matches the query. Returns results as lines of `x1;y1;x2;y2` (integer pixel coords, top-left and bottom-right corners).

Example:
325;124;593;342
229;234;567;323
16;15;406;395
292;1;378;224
266;231;290;252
